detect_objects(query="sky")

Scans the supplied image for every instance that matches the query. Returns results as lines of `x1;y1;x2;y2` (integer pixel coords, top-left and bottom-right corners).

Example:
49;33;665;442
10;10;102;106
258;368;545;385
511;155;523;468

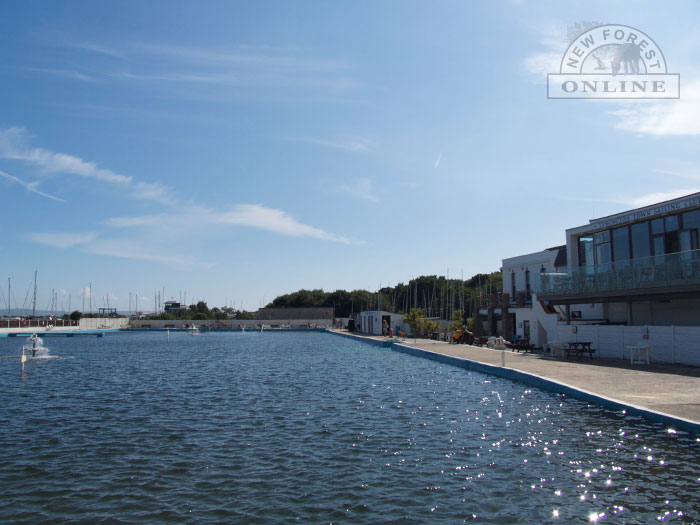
1;0;700;313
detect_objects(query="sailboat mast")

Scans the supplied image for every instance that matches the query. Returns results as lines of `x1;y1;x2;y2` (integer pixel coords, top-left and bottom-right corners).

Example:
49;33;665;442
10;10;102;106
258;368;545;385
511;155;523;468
32;270;37;318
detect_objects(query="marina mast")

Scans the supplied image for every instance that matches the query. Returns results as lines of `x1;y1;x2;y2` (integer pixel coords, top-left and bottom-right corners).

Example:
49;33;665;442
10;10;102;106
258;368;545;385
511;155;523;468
32;270;37;318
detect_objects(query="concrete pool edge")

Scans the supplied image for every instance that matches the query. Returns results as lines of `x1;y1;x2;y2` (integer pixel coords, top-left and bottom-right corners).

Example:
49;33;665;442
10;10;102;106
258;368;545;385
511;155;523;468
330;331;700;435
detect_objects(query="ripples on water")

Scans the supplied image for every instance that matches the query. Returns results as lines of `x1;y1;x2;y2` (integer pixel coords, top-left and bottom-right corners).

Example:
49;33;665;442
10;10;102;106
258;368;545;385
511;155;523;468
0;332;698;522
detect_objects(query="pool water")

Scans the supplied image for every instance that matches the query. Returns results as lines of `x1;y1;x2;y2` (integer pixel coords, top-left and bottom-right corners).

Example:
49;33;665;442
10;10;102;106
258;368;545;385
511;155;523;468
1;331;698;522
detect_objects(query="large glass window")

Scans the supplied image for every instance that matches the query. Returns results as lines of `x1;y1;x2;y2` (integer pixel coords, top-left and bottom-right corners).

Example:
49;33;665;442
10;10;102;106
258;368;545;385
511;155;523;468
596;243;611;266
683;209;700;229
665;231;680;253
578;236;594;267
631;222;650;258
665;215;679;231
681;210;700;254
651;218;664;234
653;235;665;256
612;226;630;261
680;230;699;251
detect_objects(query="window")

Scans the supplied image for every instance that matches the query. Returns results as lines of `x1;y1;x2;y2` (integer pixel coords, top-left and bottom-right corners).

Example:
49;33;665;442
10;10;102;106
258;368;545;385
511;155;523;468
681;210;700;252
612;226;630;262
511;271;516;299
578;236;594;266
596;243;612;266
525;269;531;297
594;230;610;244
653;235;665;256
631;222;650;258
665;230;680;254
683;209;700;229
665;215;679;231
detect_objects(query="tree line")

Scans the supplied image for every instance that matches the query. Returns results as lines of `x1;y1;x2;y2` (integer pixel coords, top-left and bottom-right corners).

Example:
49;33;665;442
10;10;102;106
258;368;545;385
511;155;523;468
267;272;502;319
68;302;257;321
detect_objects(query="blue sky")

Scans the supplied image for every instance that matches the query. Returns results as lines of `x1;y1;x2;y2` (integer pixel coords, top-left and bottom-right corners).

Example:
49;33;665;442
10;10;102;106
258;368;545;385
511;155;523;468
2;0;699;312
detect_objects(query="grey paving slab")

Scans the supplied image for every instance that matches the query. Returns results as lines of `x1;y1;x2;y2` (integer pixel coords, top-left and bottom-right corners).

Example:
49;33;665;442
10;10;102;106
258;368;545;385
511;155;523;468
337;331;700;425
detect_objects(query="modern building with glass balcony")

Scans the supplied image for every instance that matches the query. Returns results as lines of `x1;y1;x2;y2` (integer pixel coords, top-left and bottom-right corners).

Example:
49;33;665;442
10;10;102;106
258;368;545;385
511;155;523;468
537;192;700;326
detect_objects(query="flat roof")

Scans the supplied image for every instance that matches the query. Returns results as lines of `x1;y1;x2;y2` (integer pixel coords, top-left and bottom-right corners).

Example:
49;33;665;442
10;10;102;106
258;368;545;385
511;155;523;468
567;191;700;235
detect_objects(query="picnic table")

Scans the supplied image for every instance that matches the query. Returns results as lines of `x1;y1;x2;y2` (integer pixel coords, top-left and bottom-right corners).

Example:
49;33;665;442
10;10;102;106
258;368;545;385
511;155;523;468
565;341;596;360
507;339;535;353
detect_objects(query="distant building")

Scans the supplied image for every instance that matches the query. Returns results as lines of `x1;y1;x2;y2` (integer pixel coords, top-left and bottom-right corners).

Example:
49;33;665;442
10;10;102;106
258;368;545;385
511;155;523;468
164;300;187;314
358;311;408;335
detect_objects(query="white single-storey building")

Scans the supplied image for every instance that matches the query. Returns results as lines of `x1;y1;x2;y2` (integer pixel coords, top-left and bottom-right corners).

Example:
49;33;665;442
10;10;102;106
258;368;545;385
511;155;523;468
358;310;408;335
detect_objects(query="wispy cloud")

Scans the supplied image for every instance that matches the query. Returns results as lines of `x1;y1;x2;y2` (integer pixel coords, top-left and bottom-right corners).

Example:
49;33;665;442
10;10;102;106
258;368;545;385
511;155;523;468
523;23;700;138
26;232;97;248
63;41;127;60
281;135;374;152
219;204;354;243
0;169;64;202
0;127;173;203
521;23;568;82
25;230;197;265
30;40;360;97
23;67;96;82
609;79;700;136
624;190;700;207
84;240;198;265
655;164;700;181
434;152;442;168
562;189;700;208
337;177;378;203
104;204;359;244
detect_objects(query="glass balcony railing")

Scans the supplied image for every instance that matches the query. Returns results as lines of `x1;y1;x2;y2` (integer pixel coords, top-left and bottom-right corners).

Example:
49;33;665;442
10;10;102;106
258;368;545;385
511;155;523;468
536;249;700;298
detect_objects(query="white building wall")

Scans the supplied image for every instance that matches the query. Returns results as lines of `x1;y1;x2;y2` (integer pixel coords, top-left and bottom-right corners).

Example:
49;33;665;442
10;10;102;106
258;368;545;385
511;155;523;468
80;317;130;330
554;324;700;366
503;248;565;346
359;311;408;335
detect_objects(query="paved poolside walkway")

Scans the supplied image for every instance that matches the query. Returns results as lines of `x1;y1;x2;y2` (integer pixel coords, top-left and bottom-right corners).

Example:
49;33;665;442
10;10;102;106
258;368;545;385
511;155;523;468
336;331;700;425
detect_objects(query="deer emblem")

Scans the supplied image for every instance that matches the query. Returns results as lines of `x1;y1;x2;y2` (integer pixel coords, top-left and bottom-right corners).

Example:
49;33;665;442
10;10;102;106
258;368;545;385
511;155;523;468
610;43;641;75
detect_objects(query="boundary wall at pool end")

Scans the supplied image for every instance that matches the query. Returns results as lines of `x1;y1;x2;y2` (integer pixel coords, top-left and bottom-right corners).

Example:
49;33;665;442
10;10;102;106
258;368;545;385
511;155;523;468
330;331;700;436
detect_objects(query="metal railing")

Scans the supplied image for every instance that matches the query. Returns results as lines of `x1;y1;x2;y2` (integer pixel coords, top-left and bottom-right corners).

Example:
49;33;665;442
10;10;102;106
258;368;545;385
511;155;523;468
537;249;700;298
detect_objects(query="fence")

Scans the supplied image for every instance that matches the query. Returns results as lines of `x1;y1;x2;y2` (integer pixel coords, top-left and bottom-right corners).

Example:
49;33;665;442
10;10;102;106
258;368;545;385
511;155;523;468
0;318;80;329
538;249;700;299
554;324;700;366
79;317;130;330
128;319;331;330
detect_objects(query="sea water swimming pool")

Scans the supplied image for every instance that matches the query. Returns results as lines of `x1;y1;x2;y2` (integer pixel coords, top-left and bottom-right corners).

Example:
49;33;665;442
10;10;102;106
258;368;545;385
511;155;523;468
0;331;698;522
